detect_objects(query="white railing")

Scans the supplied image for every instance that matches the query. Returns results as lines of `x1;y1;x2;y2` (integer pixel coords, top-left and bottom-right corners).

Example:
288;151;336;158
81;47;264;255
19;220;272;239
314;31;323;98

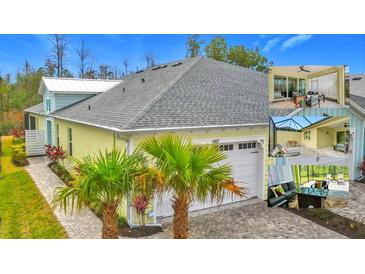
25;130;46;156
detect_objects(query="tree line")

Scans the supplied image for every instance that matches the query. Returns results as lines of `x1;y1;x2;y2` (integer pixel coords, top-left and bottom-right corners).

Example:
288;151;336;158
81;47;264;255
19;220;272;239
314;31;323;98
0;34;271;134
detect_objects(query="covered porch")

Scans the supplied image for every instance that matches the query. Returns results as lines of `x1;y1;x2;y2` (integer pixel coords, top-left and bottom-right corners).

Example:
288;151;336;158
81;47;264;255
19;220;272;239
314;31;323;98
269;65;346;108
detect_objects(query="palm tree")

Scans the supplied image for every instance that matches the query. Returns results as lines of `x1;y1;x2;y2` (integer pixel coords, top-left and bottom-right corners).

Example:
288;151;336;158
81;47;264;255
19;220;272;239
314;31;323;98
140;134;243;239
52;148;145;239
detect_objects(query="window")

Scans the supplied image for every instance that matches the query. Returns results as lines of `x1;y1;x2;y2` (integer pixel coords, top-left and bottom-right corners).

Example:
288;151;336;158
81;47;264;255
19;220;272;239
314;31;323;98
298;79;306;94
67;127;73;156
29;116;36;130
304;131;311;140
238;142;256;150
55;124;60;147
274;76;287;92
46;99;51;112
218;144;233;151
337;131;350;144
299;165;349;183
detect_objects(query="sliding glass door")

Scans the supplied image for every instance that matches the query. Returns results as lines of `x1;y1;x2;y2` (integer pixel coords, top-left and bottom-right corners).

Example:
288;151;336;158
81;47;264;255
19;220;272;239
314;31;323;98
274;76;287;100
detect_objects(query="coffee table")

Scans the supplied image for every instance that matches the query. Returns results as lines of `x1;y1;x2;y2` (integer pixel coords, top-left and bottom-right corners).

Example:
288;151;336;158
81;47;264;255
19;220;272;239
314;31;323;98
295;187;329;208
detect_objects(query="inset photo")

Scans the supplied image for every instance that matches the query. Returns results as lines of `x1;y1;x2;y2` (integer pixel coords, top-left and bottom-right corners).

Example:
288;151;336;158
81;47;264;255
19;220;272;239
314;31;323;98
269;115;351;163
268;164;350;209
268;65;348;109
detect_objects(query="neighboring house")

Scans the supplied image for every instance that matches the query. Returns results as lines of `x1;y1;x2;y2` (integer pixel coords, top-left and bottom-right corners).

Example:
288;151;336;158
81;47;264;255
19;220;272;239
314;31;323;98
269;65;347;109
348;74;365;97
24;57;271;223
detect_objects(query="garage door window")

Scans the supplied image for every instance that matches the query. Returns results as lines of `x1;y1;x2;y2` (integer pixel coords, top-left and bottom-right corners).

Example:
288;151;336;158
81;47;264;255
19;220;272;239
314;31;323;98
238;142;256;149
218;144;233;151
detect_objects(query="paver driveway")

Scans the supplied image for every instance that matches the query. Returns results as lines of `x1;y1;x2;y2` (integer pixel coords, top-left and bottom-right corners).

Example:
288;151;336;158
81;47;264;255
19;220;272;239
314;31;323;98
147;200;346;239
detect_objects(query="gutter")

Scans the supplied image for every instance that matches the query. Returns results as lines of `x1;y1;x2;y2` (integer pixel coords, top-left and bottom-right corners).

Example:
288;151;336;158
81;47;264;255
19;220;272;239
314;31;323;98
48;114;269;134
349;99;365;116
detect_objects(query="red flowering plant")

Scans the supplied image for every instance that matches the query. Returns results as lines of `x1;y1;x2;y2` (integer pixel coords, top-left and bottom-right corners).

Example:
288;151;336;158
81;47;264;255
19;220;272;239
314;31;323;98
132;195;149;228
8;128;24;138
132;166;164;228
45;145;66;165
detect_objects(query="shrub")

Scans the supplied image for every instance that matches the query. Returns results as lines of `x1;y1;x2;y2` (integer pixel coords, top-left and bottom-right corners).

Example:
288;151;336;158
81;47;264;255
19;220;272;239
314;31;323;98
49;161;73;185
12;150;28;166
10;136;28;167
117;215;128;228
45;145;66;164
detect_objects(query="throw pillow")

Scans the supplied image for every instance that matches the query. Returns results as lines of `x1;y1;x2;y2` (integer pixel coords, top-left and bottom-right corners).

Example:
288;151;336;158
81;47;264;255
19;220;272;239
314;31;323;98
271;185;285;197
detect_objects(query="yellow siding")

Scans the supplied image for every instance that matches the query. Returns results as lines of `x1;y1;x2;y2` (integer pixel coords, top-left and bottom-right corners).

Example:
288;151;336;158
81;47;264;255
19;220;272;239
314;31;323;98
53;121;271;219
54;118;128;218
276;131;301;146
301;128;317;149
54;118;126;159
317;127;334;148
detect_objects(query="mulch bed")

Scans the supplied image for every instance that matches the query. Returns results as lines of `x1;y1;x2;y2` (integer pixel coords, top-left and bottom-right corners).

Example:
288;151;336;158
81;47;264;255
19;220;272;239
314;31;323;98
119;225;163;238
287;208;365;239
48;162;73;186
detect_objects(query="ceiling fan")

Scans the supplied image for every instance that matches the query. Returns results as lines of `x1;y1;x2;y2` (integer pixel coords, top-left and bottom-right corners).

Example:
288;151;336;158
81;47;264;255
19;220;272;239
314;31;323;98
297;66;311;73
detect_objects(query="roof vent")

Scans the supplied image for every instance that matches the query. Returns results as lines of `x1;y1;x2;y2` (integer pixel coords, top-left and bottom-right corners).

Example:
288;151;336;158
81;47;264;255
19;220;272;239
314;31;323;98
172;62;182;67
141;78;145;83
152;66;161;71
352;77;362;81
88;105;91;110
160;64;168;68
136;70;144;74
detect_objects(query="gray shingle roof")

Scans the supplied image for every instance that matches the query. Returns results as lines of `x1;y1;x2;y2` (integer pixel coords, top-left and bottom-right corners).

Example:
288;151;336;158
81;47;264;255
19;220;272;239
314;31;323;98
350;94;365;109
24;103;44;115
52;57;269;131
349;73;365;97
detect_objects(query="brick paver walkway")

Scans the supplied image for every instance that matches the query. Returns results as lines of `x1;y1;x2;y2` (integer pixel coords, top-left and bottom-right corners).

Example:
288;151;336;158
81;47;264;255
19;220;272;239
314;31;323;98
329;182;365;222
25;157;102;239
146;200;347;239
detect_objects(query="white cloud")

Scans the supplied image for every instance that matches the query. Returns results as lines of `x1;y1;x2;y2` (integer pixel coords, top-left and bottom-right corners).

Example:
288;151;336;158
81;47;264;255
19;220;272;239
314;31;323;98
281;34;313;50
263;37;282;52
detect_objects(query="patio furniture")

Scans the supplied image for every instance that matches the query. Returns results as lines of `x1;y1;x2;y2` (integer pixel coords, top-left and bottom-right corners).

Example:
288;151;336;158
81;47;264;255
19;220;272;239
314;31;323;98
287;140;298;147
334;143;348;153
328;180;349;191
267;181;297;208
295;187;329;208
272;144;300;157
305;93;320;107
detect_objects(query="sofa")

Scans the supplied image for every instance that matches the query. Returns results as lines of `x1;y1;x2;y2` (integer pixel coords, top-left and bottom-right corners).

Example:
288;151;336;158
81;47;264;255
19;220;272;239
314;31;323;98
267;181;297;208
305;91;320;107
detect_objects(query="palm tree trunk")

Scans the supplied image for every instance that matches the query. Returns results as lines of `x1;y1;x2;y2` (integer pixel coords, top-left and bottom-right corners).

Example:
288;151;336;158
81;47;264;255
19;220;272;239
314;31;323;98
102;202;119;239
172;194;190;239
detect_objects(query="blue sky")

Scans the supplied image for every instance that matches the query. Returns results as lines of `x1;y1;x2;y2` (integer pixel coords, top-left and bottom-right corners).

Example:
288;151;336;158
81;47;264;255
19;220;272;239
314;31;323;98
0;34;364;79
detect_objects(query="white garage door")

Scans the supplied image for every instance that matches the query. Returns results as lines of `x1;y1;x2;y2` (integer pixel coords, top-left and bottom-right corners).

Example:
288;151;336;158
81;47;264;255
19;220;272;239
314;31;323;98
155;141;261;218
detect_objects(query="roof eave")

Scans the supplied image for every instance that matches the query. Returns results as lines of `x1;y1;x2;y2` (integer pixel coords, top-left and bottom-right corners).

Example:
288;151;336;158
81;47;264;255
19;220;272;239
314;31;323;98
49;114;268;134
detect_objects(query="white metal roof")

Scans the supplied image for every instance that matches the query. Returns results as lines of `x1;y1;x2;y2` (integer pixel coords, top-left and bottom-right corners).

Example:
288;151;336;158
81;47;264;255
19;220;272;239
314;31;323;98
38;77;123;94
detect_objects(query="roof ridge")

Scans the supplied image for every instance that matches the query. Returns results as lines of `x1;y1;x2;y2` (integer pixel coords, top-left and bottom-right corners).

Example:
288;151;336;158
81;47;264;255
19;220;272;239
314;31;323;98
123;57;202;129
42;76;122;82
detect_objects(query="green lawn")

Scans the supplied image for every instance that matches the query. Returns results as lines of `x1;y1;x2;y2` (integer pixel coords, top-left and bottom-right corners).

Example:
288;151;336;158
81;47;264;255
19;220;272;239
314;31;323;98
0;136;67;239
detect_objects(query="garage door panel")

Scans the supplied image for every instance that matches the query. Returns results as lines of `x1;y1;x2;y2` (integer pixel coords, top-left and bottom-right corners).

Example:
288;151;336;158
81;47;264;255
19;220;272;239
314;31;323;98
156;141;261;217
